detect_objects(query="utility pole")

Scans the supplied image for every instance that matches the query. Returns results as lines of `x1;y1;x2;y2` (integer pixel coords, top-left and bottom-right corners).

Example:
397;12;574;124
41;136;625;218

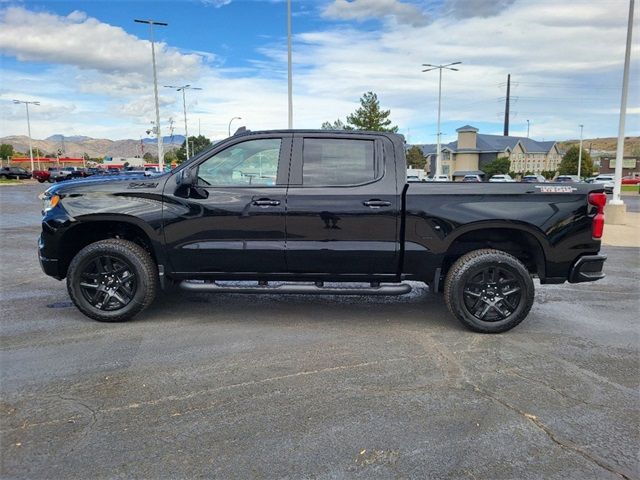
526;119;530;138
422;62;461;177
577;124;584;179
611;0;634;207
287;0;293;129
165;84;201;159
12;99;40;172
503;74;511;136
135;19;168;170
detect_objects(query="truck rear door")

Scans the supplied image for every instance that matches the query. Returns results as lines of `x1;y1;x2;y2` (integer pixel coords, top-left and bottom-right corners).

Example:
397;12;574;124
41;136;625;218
285;133;400;276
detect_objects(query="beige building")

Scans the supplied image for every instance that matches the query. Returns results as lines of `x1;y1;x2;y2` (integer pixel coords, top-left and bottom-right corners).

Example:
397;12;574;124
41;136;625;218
417;125;561;179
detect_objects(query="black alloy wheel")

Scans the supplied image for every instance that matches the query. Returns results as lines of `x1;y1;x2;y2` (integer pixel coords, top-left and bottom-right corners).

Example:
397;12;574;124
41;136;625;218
444;249;534;333
79;255;137;311
461;265;524;322
67;239;158;322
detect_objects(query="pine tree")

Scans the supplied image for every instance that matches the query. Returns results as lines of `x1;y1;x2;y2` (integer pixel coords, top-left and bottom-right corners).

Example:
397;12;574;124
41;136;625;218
346;92;398;132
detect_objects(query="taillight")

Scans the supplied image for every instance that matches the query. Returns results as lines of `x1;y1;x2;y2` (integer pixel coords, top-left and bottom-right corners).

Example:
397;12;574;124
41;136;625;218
588;192;606;239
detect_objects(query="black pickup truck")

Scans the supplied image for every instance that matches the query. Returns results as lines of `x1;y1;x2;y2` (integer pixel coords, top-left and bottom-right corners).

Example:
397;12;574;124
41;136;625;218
39;130;607;332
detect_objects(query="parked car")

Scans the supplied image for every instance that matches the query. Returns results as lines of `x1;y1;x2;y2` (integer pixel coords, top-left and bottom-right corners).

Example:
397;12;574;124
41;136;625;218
39;129;607;333
489;174;515;182
32;169;51;183
593;174;615;194
0;166;30;180
462;174;482;182
407;175;421;182
622;176;640;185
48;168;74;182
85;167;102;176
62;166;87;178
556;175;580;183
429;174;450;182
522;174;546;183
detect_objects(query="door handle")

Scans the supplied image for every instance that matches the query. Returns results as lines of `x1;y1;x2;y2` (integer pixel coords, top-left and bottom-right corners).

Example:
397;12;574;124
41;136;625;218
252;199;281;207
363;199;391;208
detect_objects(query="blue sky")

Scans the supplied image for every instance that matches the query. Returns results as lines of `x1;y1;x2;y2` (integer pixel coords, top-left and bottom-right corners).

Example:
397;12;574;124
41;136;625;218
1;0;638;144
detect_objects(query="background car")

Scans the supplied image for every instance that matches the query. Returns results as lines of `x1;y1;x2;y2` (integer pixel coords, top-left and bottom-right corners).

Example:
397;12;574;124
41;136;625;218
0;167;30;180
593;174;615;193
522;174;546;183
556;175;580;183
622;176;640;185
48;168;73;182
429;174;450;182
489;174;515;182
462;174;482;182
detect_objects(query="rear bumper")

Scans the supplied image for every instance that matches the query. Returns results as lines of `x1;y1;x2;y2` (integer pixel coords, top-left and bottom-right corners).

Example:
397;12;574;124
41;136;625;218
568;254;606;283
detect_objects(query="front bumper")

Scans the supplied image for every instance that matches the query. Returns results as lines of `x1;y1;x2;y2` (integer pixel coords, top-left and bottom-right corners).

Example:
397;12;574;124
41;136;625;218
38;235;63;280
568;254;606;283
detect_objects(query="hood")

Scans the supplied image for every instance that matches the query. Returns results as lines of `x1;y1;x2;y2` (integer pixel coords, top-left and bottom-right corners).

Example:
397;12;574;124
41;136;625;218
45;172;169;197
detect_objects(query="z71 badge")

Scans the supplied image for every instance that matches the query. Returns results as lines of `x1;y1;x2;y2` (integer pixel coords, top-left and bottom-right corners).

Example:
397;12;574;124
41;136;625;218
535;185;577;193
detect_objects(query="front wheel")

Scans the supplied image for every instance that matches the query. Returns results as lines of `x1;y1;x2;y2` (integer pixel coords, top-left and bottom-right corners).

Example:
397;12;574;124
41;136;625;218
444;249;534;333
67;239;158;322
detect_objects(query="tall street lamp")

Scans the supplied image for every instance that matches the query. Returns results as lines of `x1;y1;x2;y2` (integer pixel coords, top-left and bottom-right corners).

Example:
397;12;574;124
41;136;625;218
165;84;201;159
228;116;242;137
135;18;168;170
611;0;634;207
13;99;40;172
422;62;461;178
577;124;584;179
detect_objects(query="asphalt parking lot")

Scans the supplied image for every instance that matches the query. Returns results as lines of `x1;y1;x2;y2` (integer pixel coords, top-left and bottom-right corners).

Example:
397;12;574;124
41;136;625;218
1;183;638;479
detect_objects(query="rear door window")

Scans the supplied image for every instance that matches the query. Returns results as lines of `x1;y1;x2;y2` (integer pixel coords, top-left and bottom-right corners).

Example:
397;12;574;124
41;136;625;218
302;138;378;186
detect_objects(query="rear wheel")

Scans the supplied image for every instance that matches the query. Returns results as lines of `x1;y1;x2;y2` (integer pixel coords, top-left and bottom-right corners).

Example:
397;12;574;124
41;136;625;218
67;239;158;322
444;249;534;333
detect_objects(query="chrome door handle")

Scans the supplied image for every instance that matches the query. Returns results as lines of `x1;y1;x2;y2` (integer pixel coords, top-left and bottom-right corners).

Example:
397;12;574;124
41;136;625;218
253;199;280;206
363;200;391;208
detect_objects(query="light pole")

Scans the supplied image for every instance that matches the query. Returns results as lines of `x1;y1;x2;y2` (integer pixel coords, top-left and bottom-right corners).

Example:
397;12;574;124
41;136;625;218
13;99;40;172
165;84;201;159
228;116;242;137
422;62;461;178
577;124;584;179
287;0;293;129
611;0;634;206
526;119;530;138
135;19;168;170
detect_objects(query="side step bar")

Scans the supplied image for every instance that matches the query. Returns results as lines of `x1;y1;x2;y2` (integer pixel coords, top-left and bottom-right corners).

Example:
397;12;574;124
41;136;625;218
179;280;412;296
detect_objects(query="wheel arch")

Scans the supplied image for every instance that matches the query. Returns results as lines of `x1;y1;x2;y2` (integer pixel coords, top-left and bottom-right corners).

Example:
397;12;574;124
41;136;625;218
442;223;548;280
57;215;163;279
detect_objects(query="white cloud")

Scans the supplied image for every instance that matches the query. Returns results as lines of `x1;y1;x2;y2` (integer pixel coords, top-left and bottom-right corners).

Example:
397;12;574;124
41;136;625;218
323;0;430;27
0;7;202;77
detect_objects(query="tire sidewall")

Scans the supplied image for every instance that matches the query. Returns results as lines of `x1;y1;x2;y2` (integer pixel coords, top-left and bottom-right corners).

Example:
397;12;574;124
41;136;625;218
448;252;534;333
67;242;152;322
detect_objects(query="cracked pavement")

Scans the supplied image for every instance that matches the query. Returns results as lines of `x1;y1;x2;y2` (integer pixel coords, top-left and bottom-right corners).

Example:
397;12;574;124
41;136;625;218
1;183;639;479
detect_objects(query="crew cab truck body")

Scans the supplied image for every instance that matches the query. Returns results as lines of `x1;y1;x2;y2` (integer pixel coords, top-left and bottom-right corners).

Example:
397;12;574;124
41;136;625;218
39;130;607;332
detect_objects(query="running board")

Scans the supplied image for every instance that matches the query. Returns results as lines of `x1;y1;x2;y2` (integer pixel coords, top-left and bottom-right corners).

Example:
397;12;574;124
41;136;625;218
179;280;412;296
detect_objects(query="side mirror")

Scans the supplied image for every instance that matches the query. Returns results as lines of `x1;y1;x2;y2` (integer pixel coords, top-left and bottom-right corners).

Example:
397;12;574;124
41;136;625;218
177;167;196;186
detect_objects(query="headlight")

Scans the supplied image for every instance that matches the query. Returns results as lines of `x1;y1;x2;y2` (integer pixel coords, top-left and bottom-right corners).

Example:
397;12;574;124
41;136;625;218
40;193;60;213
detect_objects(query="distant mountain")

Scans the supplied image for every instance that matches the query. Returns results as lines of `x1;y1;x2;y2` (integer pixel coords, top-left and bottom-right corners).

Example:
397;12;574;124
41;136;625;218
142;135;185;145
46;134;92;142
0;135;181;159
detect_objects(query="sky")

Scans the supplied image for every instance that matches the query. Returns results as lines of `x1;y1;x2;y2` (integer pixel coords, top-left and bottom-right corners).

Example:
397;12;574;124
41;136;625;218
0;0;638;144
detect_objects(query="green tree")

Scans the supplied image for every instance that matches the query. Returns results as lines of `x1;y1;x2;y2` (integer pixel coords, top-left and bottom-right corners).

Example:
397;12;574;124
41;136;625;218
346;92;398;132
541;170;557;180
176;135;212;163
142;152;155;162
321;118;349;130
0;144;14;160
482;156;511;177
558;146;593;178
164;149;178;164
406;145;427;169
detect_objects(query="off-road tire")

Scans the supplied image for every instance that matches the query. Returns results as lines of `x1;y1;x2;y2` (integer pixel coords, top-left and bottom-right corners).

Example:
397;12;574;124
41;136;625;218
67;239;158;322
444;249;534;333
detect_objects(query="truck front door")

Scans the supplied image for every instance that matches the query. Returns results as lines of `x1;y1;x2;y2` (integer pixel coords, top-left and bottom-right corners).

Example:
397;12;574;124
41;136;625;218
285;134;400;277
162;134;291;275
